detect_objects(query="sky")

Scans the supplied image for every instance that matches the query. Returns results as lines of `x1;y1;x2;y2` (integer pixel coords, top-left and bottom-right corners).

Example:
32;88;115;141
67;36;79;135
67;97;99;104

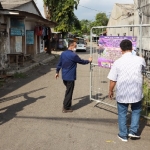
36;0;134;20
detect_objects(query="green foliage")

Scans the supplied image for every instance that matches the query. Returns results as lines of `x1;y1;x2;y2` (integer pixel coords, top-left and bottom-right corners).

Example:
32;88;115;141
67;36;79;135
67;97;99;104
0;80;5;87
91;13;108;35
44;1;108;36
72;12;109;36
14;72;27;78
80;19;91;34
71;19;90;36
44;0;80;33
95;13;109;26
142;82;150;117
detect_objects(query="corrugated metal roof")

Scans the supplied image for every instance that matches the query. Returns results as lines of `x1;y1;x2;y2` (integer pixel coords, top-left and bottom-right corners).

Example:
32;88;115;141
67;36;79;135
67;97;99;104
0;0;32;9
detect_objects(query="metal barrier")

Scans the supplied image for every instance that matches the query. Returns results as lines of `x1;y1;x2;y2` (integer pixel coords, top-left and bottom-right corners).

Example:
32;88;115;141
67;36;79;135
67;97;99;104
90;24;150;120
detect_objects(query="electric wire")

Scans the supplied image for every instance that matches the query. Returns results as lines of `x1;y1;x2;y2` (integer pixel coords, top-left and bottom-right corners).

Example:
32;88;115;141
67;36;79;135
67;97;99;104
137;3;150;9
78;4;100;12
110;4;135;20
78;3;136;20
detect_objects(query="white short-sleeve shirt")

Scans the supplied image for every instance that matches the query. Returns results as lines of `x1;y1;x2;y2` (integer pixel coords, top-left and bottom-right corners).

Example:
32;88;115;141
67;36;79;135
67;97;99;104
107;52;146;103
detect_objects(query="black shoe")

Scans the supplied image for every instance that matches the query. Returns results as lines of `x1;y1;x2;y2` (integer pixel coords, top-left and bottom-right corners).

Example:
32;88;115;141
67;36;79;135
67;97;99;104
62;108;73;113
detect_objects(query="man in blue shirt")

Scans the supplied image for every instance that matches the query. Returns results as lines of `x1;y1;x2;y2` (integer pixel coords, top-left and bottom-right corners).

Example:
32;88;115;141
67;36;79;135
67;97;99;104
55;40;92;113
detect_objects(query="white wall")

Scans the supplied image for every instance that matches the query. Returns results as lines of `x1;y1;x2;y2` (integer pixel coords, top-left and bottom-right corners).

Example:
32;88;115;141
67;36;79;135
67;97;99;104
107;4;139;37
107;4;142;50
137;0;150;51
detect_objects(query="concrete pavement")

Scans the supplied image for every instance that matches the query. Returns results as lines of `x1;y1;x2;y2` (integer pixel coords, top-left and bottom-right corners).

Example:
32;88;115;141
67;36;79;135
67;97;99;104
6;51;62;75
0;50;150;150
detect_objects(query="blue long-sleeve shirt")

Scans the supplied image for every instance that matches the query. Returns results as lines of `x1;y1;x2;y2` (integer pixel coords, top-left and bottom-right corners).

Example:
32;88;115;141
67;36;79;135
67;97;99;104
56;50;89;81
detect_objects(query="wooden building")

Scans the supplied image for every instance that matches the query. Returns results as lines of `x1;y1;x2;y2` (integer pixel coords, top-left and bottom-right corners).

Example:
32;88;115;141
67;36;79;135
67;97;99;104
0;0;56;68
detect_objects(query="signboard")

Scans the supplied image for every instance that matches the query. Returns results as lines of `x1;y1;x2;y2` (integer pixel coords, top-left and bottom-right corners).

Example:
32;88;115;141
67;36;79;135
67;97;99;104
10;28;25;36
26;30;34;45
10;18;25;36
98;36;137;68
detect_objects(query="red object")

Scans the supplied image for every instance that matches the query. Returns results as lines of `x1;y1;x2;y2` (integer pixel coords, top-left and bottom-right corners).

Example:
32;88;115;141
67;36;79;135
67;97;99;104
35;26;43;36
39;26;43;36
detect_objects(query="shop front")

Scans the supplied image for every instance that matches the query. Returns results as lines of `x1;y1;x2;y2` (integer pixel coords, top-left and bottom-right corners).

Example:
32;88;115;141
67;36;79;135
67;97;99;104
0;9;56;68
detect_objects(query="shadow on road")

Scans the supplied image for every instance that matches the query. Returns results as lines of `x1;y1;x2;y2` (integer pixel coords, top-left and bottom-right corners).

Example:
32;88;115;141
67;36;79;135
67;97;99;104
15;116;118;125
72;95;92;110
72;92;111;112
0;57;59;99
127;113;150;137
0;92;46;125
0;87;47;103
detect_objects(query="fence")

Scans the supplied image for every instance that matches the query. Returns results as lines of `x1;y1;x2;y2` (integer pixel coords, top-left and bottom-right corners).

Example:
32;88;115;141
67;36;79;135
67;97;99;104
90;24;150;120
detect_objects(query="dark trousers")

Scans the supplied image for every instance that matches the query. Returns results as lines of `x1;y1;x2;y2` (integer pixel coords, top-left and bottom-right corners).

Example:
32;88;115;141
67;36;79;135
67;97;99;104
63;80;75;109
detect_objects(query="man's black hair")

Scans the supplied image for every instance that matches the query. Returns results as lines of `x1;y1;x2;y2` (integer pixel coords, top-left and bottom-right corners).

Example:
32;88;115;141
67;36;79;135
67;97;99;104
120;39;132;51
68;40;75;47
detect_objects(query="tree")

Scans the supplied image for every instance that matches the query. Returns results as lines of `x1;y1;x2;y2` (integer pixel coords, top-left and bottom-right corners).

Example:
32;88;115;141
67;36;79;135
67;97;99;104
72;13;109;36
95;13;109;26
71;19;90;36
91;12;109;35
80;20;91;34
43;0;80;34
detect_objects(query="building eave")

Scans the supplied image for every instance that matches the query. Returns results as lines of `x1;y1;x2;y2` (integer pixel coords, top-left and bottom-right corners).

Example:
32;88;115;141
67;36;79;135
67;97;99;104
0;9;57;27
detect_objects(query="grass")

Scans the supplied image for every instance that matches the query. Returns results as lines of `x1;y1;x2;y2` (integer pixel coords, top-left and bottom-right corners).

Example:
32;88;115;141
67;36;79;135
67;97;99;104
142;82;150;117
0;81;4;87
14;72;27;78
0;79;6;87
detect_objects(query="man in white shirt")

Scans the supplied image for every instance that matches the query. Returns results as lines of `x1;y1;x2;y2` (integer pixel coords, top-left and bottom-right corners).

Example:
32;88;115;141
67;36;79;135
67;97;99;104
107;39;146;142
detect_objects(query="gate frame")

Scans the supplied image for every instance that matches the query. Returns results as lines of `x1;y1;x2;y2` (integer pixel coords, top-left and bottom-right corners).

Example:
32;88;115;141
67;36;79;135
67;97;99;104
90;24;150;120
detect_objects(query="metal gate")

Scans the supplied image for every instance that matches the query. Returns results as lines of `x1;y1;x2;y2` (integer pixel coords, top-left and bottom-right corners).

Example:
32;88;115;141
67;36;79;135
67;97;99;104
90;24;150;119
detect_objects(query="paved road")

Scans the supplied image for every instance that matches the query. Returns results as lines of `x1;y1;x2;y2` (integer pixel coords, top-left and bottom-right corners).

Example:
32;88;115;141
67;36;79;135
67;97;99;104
0;48;150;150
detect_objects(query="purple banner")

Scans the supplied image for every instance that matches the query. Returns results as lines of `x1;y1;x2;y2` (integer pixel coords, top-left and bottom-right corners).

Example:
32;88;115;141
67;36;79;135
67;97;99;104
98;36;137;69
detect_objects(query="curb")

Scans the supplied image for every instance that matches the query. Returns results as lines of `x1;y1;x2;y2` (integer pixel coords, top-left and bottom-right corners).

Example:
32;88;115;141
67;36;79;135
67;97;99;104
6;55;56;75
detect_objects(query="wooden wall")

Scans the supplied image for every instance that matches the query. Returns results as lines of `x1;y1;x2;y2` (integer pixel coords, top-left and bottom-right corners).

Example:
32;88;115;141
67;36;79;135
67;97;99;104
26;32;36;56
10;36;16;53
10;36;25;53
